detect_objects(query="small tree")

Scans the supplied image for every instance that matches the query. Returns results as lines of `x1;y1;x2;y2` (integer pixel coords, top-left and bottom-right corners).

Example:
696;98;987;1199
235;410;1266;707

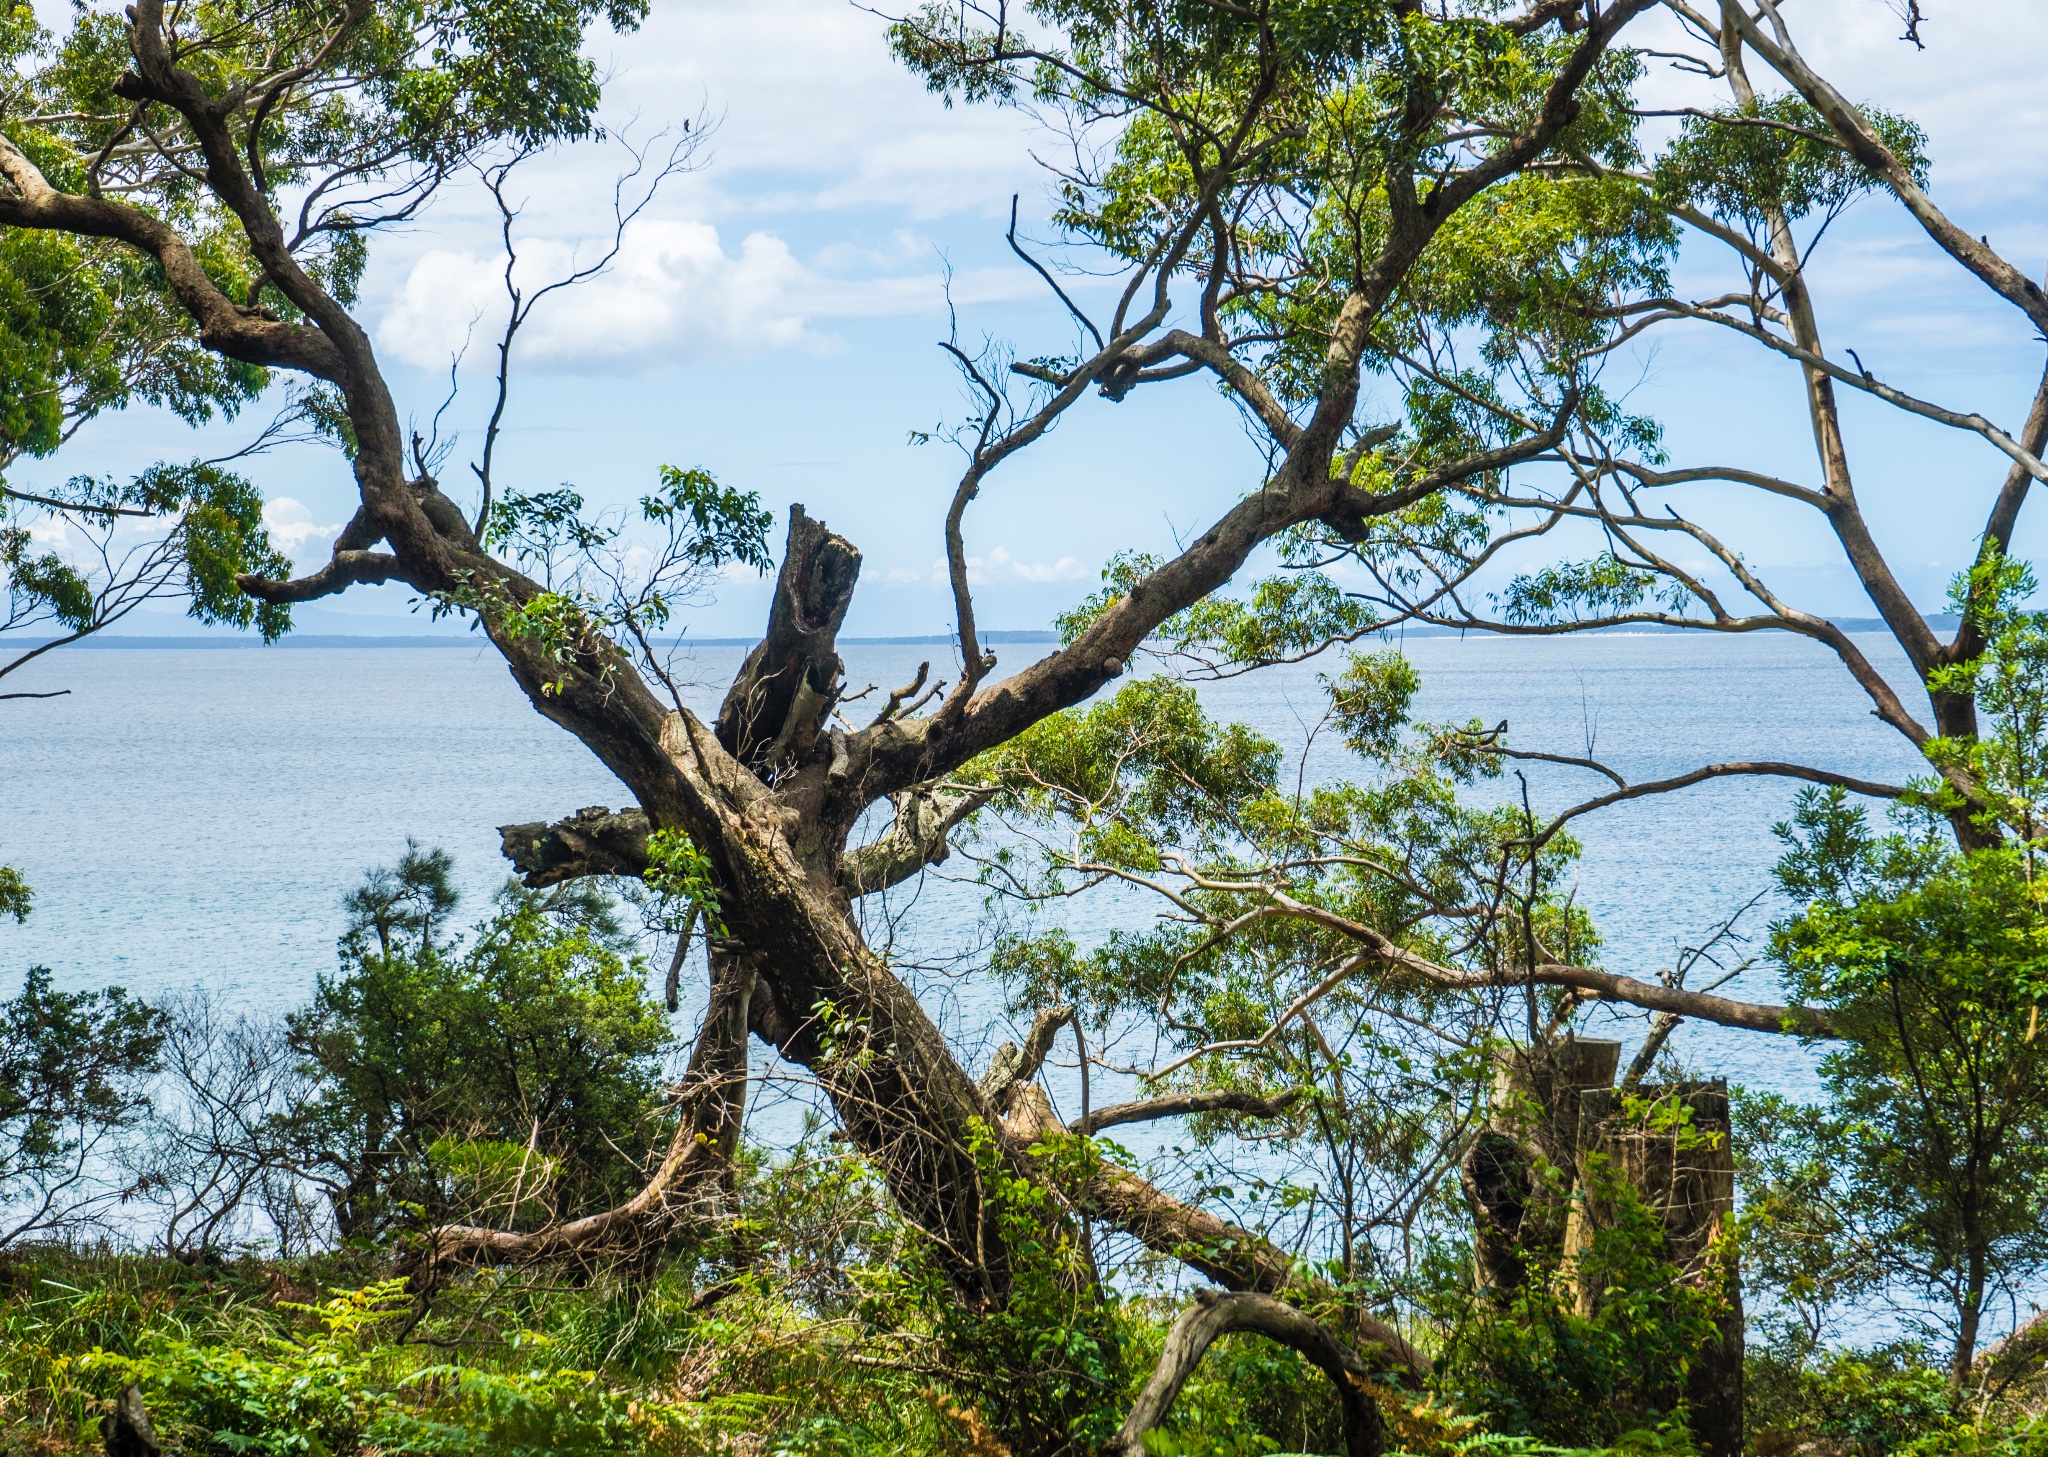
1742;570;2048;1383
1746;792;2048;1385
0;964;165;1247
292;850;674;1240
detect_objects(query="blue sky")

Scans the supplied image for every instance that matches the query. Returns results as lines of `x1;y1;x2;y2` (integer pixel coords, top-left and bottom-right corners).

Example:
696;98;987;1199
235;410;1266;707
19;0;2048;639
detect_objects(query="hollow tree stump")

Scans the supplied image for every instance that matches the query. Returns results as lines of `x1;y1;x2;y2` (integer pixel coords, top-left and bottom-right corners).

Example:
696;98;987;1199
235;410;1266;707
1461;1037;1621;1293
1565;1080;1743;1457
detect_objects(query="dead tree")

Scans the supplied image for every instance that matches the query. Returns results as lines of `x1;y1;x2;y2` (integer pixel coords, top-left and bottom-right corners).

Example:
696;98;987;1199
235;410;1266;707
1462;1037;1622;1294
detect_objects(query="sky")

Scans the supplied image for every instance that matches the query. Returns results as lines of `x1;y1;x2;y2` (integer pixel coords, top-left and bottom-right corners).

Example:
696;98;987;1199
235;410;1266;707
15;0;2048;640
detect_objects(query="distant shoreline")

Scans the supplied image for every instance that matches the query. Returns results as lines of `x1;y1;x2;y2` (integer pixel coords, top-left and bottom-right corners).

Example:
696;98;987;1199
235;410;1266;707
0;629;1067;650
0;615;1962;649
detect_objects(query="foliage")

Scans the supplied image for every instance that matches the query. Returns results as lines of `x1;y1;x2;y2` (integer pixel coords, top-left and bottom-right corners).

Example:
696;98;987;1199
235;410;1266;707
0;226;265;474
82;1281;413;1456
1744;1340;1955;1457
1746;788;2048;1378
1423;1151;1729;1446
1652;94;1928;234
967;656;1596;1295
0;864;28;923
643;829;724;937
467;467;773;694
1921;556;2048;844
0;965;165;1247
855;1123;1124;1455
2;461;295;652
291;850;675;1239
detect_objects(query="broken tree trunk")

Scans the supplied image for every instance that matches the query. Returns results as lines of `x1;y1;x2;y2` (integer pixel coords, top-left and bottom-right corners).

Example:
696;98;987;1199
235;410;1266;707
1461;1037;1620;1293
1564;1080;1743;1457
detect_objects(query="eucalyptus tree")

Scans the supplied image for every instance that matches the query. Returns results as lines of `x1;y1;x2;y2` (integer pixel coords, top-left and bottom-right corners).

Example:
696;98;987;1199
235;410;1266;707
1323;0;2048;855
0;0;1847;1435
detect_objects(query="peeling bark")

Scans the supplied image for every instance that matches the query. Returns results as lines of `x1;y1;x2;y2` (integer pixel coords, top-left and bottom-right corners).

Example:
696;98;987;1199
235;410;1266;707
841;783;997;895
498;806;651;888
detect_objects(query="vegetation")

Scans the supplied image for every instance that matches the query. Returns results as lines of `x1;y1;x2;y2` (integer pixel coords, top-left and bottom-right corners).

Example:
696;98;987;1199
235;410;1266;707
6;0;2048;1452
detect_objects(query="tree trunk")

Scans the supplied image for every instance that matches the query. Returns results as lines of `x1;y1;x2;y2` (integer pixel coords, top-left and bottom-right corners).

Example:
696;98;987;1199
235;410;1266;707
1566;1080;1743;1457
1105;1290;1385;1457
1953;1250;1986;1387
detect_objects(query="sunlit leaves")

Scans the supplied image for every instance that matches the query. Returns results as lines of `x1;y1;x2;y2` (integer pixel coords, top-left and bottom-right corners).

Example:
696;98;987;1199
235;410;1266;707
468;467;771;695
1400;170;1675;360
643;827;723;937
158;463;295;640
643;466;773;574
1762;821;2048;1351
1495;551;1689;626
2;462;291;641
0;866;29;924
2;527;94;630
1654;95;1928;232
974;675;1283;872
1921;554;2048;845
0;231;265;469
1325;647;1418;760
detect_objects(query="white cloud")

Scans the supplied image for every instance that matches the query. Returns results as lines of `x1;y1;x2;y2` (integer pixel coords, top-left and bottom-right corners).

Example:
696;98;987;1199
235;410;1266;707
261;497;342;556
924;547;1091;587
377;220;1033;372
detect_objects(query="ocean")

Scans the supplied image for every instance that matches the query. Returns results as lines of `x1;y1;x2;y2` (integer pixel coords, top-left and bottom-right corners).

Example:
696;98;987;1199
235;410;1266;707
1;626;1958;1338
2;627;1930;1105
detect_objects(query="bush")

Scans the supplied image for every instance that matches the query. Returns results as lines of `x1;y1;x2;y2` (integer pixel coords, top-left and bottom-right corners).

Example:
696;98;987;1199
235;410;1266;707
1745;1342;1955;1456
0;965;163;1247
292;850;676;1241
1422;1154;1728;1447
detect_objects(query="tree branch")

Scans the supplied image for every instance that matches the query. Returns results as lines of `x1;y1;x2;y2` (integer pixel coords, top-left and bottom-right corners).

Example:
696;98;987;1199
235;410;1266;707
1072;1087;1298;1137
1106;1290;1385;1457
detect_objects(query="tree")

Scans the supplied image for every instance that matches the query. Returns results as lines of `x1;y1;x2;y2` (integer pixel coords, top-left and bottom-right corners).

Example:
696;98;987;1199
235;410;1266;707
291;850;674;1241
1736;585;2048;1386
0;0;305;701
1744;802;2048;1386
0;963;165;1248
1342;0;2048;860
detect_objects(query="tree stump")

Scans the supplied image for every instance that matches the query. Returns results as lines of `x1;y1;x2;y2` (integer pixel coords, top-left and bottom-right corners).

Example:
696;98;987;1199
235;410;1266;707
1462;1037;1621;1292
101;1385;160;1457
1565;1081;1743;1457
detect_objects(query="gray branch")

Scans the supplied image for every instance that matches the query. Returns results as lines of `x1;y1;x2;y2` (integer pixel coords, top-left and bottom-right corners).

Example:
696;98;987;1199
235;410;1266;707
1073;1087;1300;1137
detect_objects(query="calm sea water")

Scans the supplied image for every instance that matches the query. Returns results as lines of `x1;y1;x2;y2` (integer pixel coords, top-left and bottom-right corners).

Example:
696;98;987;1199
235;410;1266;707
1;629;1929;1106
